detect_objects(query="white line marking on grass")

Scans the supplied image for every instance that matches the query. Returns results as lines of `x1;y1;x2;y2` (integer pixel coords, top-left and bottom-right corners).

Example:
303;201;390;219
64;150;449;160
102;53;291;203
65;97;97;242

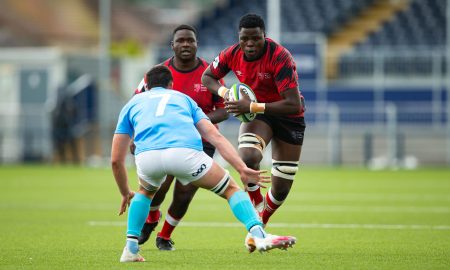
87;221;450;230
285;193;450;202
283;205;450;213
188;205;450;213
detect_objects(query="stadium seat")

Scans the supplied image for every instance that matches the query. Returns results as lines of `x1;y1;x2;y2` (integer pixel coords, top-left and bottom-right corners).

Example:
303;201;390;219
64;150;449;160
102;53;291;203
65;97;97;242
343;0;446;77
196;0;375;44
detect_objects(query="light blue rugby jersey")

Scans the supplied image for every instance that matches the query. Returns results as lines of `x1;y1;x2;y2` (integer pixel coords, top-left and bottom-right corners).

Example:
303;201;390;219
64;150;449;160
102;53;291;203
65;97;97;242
115;87;209;155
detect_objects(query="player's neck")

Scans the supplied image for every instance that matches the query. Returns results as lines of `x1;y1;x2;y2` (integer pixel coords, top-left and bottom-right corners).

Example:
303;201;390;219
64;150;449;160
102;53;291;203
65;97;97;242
172;57;198;72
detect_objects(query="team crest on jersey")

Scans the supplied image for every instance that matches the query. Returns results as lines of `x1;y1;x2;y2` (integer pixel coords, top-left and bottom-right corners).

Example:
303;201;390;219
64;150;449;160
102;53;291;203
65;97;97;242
194;83;207;92
212;56;219;69
257;72;271;80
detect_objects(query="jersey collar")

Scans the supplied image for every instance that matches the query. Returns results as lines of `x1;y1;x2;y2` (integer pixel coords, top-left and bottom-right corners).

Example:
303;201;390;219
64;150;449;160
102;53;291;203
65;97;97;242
149;87;166;91
169;56;203;73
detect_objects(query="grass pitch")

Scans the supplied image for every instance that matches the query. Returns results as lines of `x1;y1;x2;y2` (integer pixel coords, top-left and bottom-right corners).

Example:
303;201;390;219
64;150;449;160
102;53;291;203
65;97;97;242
0;166;449;269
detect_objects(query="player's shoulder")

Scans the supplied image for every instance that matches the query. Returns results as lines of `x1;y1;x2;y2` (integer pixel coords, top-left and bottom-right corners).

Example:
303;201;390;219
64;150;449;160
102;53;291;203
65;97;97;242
265;38;294;65
222;43;241;57
167;89;191;99
169;89;198;106
198;57;210;66
266;38;292;56
160;58;172;67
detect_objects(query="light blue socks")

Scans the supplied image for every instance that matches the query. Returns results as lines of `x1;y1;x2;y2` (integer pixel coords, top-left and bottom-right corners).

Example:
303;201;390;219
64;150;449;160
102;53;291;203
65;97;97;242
126;192;152;253
228;190;263;231
249;224;267;238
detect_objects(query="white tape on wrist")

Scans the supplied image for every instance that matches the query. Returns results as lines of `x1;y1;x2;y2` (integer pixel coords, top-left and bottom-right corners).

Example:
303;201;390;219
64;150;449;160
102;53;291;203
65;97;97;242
218;86;229;98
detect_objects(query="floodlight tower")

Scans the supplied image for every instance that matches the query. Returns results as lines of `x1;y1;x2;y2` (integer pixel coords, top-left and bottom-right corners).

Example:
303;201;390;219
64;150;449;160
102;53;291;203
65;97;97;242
99;0;112;159
267;0;280;42
447;0;450;165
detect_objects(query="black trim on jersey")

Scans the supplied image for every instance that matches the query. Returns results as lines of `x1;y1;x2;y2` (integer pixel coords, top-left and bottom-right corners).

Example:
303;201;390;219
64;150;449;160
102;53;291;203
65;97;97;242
243;40;268;62
167;57;205;73
231;44;240;56
268;40;278;61
275;65;295;83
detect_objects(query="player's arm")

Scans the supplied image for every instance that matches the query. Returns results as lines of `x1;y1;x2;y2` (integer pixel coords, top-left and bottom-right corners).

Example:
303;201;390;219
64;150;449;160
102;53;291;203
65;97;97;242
195;119;269;187
111;133;134;215
225;87;301;116
266;87;302;115
207;91;229;123
206;107;228;124
202;66;230;100
263;48;303;115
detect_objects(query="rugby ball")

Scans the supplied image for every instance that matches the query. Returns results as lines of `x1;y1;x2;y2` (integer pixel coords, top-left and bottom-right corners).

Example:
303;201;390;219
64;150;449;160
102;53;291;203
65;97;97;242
229;83;257;122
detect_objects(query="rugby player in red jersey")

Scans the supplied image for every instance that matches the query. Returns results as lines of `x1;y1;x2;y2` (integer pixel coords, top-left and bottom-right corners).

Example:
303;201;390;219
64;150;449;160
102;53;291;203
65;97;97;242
202;14;305;252
133;24;228;251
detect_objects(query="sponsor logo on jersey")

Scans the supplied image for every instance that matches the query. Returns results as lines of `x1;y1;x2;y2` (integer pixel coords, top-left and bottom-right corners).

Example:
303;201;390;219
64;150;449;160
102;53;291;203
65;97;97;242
194;84;208;92
257;72;271;80
236;70;244;77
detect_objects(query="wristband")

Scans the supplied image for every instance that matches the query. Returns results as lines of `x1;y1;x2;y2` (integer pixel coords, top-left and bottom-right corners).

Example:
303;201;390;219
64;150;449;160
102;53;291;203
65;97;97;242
217;86;229;98
250;102;266;114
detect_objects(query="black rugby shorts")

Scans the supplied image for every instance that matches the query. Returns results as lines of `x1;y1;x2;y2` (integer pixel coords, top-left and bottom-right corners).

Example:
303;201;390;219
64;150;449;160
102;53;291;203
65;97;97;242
254;115;306;145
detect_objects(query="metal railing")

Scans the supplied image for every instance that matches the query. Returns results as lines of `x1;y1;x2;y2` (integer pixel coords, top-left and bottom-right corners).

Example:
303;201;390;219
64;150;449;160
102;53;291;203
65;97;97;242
337;48;447;81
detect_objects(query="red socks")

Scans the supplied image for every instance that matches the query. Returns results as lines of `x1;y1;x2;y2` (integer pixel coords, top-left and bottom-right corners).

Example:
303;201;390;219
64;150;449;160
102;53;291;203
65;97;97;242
145;207;161;224
247;185;264;207
158;211;180;239
261;189;284;224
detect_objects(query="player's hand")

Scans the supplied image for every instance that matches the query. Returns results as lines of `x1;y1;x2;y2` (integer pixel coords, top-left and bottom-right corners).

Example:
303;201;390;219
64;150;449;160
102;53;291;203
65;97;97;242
129;142;136;155
239;167;270;188
119;190;135;216
224;89;251;114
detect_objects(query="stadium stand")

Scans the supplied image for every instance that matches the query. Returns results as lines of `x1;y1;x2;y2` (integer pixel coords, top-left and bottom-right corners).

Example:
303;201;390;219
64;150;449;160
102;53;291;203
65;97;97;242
339;0;446;78
196;0;375;46
195;0;445;79
358;0;446;48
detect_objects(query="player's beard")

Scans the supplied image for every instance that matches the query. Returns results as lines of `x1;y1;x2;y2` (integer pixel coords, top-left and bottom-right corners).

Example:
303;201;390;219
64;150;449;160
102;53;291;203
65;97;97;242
178;49;196;63
245;48;263;61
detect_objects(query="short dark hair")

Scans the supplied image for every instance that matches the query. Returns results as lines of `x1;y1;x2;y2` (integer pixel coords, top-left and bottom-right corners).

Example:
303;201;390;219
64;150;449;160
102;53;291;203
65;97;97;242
173;24;197;38
239;14;265;31
145;65;173;89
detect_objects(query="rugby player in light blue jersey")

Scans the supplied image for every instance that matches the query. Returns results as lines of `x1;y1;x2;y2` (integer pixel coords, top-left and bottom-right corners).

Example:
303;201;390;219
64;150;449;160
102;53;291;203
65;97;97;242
111;65;296;263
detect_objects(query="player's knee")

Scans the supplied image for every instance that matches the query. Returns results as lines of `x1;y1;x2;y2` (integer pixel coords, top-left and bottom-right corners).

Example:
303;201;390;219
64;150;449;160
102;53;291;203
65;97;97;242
271;160;299;181
240;152;261;169
238;133;266;167
138;178;159;193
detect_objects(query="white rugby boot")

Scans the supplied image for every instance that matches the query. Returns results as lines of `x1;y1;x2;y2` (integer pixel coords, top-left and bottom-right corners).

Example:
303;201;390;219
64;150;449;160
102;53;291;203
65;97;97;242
245;234;296;253
119;246;145;262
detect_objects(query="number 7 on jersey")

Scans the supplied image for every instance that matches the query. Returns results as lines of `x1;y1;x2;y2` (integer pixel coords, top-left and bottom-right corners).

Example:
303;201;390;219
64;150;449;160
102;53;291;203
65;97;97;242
149;94;171;116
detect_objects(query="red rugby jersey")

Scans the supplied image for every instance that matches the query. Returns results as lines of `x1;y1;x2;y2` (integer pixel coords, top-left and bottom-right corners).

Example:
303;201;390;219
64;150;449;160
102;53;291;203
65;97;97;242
209;38;304;117
135;57;225;115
